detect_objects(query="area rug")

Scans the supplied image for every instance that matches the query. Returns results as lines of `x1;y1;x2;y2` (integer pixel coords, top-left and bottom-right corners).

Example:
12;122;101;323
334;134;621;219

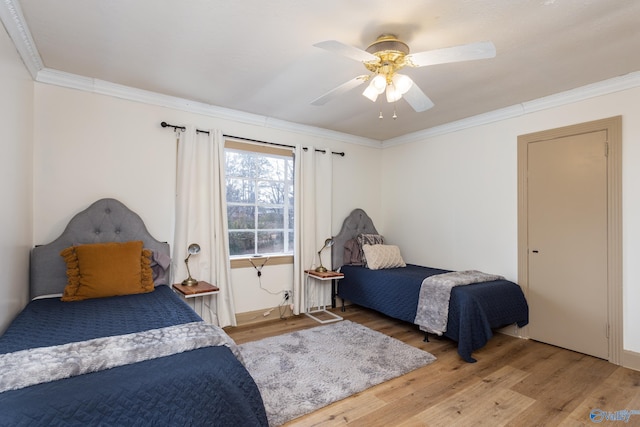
238;320;436;426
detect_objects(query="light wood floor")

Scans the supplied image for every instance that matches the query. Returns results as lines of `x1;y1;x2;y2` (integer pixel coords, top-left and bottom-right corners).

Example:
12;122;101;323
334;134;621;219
226;306;640;427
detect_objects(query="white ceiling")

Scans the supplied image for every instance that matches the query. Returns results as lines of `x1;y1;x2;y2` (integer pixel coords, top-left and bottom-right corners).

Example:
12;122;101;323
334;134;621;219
5;0;640;142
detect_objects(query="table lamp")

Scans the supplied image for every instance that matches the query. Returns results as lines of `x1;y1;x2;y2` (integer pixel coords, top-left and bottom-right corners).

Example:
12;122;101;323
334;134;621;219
182;243;201;286
315;238;334;273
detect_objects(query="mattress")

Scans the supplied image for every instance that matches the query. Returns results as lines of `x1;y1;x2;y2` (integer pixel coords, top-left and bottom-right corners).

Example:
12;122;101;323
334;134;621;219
0;285;268;426
338;264;529;362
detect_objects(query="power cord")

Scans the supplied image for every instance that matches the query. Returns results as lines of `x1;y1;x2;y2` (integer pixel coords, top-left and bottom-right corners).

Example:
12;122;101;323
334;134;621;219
262;291;293;320
249;256;293;318
249;257;282;296
278;291;293;319
249;256;269;277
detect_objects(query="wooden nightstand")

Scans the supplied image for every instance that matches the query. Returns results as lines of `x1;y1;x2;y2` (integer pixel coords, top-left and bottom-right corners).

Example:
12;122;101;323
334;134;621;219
173;281;219;322
173;281;219;297
304;270;344;324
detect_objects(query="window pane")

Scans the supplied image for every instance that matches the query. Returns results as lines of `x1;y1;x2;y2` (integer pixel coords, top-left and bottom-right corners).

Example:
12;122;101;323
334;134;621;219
225;144;294;257
227;206;255;229
226;178;255;203
286;158;293;180
257;180;284;205
287;229;294;251
256;157;285;180
226;151;255;178
258;207;283;229
229;231;256;256
287;184;294;207
258;231;284;254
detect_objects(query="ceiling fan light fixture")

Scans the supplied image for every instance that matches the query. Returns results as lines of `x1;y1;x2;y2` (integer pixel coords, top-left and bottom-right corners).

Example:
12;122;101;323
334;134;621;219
312;34;495;115
370;74;387;94
363;84;380;102
386;84;402;103
392;73;413;95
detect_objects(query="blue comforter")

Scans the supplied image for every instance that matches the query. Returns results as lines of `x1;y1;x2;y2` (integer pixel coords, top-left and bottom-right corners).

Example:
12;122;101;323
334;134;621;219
0;285;268;426
338;264;529;362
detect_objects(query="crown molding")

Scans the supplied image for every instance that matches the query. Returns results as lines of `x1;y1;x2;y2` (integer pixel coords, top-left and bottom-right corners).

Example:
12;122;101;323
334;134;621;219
33;65;640;150
35;68;382;148
4;0;638;149
1;0;379;148
382;71;640;147
0;0;43;78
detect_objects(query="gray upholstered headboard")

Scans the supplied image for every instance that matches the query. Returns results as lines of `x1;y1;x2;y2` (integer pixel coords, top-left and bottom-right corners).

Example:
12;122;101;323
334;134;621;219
30;198;170;299
331;208;379;271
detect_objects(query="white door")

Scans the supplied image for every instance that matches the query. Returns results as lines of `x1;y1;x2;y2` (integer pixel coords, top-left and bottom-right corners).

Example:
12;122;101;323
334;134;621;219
527;130;608;359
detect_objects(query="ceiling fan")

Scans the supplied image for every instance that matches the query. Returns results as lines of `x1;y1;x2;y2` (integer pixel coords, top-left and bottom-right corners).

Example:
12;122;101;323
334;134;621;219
311;34;496;114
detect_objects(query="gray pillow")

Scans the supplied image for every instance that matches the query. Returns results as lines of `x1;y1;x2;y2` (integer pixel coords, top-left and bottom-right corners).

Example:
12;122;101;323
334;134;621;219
343;238;364;265
357;233;384;265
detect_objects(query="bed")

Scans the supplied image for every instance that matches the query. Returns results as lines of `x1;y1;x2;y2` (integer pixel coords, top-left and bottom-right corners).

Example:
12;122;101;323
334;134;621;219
332;208;529;363
0;198;267;426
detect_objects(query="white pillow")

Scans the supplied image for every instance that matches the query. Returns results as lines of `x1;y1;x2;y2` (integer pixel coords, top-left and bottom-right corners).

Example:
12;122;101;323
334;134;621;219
362;244;406;270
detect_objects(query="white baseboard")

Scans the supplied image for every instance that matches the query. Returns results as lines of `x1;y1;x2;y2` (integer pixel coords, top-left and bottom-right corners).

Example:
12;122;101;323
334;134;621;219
497;326;640;372
622;350;640;372
496;324;529;339
235;305;294;326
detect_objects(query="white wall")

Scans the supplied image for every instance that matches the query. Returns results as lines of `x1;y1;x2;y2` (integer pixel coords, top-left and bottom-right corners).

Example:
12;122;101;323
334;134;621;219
12;40;639;358
380;86;640;353
0;25;34;333
32;83;382;315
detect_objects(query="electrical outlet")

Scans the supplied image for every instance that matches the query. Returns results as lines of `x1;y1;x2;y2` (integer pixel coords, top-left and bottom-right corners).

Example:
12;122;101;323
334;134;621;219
284;290;291;300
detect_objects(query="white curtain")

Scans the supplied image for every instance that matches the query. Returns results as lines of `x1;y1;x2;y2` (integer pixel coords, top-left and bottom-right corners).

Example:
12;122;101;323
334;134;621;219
172;126;236;327
293;146;333;314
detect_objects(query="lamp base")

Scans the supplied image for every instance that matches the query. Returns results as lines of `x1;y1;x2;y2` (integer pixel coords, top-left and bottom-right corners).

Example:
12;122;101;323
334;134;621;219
182;277;199;286
315;266;328;273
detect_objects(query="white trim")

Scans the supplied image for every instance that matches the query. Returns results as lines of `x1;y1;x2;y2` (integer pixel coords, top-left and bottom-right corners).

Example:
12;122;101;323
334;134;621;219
622;350;640;372
39;66;639;149
35;68;381;148
383;71;640;147
0;0;43;78
3;0;639;147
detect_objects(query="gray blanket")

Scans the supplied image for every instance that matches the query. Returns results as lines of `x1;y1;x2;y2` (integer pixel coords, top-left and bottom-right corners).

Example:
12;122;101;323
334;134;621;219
0;321;241;393
414;270;504;335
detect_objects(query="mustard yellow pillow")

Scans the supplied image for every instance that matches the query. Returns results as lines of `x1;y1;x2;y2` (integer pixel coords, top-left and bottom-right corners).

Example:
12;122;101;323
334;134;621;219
60;241;154;301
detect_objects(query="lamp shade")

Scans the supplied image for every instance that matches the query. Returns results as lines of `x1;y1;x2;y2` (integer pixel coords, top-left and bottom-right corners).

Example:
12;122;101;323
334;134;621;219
370;74;387;93
392;74;413;95
182;243;201;286
315;237;334;273
386;84;402;103
363;84;380;102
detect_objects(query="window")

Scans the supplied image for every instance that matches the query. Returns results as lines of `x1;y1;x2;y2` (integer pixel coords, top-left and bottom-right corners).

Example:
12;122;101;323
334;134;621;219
225;140;294;257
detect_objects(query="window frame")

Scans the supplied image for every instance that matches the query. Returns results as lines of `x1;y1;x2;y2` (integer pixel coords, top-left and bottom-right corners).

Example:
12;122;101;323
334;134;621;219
224;139;294;262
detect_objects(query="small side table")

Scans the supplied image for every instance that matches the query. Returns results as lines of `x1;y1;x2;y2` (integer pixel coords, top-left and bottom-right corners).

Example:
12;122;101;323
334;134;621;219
173;281;219;322
304;270;344;324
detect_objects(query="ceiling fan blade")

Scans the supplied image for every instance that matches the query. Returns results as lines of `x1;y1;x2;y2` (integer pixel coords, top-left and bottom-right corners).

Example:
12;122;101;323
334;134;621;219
406;41;496;67
311;75;368;106
403;84;434;112
313;40;379;63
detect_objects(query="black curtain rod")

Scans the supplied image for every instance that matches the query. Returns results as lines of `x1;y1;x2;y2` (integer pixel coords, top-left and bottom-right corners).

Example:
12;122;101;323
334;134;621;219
160;121;344;156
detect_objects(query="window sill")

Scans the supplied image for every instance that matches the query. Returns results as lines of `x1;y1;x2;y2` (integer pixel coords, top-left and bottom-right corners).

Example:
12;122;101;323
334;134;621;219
230;254;293;269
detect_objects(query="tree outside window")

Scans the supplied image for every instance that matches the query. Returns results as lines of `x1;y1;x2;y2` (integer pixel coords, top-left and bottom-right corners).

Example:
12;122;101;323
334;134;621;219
225;146;294;257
